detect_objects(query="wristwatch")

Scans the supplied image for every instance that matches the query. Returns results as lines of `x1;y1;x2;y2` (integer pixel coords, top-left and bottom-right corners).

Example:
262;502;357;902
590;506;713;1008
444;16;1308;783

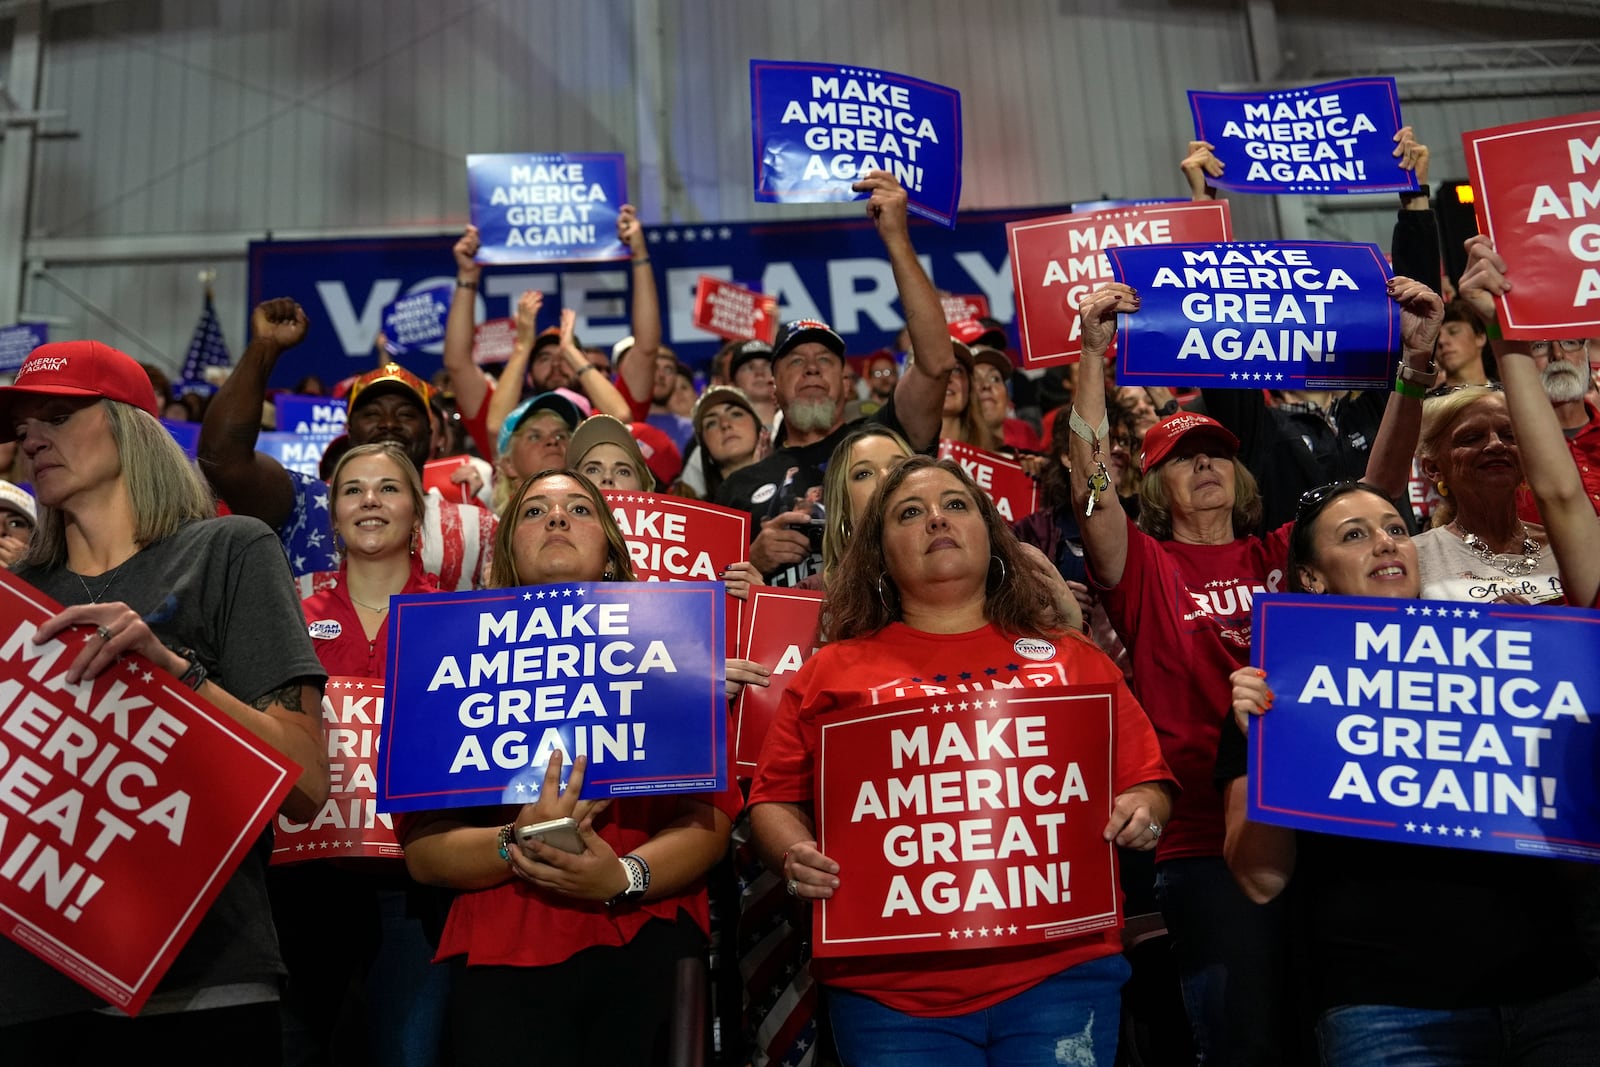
1156;398;1180;417
607;854;650;907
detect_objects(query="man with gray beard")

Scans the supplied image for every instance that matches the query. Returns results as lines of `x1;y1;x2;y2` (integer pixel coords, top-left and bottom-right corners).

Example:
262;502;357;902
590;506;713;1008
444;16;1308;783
714;171;953;585
1516;337;1600;521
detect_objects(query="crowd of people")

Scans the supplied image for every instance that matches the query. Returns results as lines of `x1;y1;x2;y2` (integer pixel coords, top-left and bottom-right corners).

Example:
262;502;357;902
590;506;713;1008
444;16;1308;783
0;127;1597;1067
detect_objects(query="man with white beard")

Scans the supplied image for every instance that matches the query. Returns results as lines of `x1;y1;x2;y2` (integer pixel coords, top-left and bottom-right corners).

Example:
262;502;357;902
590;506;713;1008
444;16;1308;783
714;171;953;586
1516;337;1600;521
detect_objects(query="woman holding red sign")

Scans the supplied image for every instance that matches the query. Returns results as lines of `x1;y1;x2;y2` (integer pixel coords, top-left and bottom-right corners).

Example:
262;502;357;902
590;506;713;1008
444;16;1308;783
278;440;450;1067
0;340;328;1062
400;468;751;1066
1220;480;1600;1064
750;455;1173;1065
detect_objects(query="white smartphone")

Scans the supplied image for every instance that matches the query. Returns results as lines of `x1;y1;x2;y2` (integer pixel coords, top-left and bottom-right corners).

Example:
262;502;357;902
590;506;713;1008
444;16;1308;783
515;816;584;854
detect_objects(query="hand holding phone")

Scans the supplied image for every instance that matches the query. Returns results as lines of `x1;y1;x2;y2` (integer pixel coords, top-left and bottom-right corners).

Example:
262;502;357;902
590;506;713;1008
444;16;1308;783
515;816;585;855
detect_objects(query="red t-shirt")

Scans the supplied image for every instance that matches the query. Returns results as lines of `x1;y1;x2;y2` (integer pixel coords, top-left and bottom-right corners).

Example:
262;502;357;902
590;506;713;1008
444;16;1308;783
431;777;743;969
1001;417;1042;453
1094;516;1290;862
299;558;439;678
749;621;1173;1016
1516;400;1600;524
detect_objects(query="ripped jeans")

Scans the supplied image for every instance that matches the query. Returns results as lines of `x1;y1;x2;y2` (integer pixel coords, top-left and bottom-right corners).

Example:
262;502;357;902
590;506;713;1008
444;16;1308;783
825;953;1130;1066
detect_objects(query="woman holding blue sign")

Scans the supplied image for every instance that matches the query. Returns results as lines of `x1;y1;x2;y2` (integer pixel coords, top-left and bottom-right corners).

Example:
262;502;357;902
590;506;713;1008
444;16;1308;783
1070;276;1442;1065
400;467;747;1066
1220;480;1600;1065
750;456;1174;1066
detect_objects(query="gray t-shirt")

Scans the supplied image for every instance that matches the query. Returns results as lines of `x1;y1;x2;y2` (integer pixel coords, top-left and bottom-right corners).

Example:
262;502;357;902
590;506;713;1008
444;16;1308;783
0;515;327;1026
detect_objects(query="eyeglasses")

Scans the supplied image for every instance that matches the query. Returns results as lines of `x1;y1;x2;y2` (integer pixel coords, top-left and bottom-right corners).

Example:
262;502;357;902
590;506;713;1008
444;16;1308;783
1296;480;1392;523
1529;340;1589;357
1108;434;1134;451
869;368;897;379
1424;381;1503;399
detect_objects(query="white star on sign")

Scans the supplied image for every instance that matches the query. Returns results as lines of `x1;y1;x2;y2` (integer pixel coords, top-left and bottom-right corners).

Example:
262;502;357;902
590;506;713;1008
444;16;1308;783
1405;821;1416;832
523;592;533;599
949;929;960;939
1470;827;1481;838
1454;826;1466;837
1406;606;1417;615
718;227;732;239
1421;823;1433;834
142;671;154;683
1008;924;1018;935
963;928;974;938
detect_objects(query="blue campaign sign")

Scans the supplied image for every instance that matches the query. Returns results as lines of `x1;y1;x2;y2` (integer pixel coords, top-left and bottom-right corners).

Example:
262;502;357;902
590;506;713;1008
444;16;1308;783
1249;594;1600;863
274;394;347;437
377;582;727;812
246;203;1063;389
467;152;627;265
1189;77;1417;195
381;284;452;357
750;60;963;228
257;430;339;478
0;322;47;373
1106;240;1397;390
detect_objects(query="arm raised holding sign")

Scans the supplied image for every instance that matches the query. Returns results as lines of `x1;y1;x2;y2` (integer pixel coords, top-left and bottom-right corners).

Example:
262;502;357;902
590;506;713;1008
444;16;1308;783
859;170;954;452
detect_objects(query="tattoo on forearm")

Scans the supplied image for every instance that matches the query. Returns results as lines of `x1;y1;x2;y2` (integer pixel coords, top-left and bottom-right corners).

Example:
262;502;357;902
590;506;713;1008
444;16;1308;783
253;680;315;714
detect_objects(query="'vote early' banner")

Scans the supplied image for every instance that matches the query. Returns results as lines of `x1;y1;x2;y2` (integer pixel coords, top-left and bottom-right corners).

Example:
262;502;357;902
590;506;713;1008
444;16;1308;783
274;678;401;864
814;686;1119;957
750;60;963;228
1106;240;1397;390
1008;201;1233;369
468;152;628;264
733;587;825;771
1189;77;1416;195
1249;594;1600;862
378;582;726;811
1464;111;1600;338
937;440;1039;525
0;570;297;1014
381;284;453;357
693;275;779;343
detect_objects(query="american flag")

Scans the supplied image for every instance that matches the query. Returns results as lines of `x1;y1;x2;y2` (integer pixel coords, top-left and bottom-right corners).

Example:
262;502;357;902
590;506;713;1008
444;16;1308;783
177;290;230;393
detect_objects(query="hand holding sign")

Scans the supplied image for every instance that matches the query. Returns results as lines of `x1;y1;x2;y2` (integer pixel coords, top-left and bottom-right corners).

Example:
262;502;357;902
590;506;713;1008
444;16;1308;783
1077;283;1140;357
1457;235;1511;326
1388;275;1444;360
1392;126;1430;189
1229;666;1274;735
1180;140;1224;200
855;169;910;241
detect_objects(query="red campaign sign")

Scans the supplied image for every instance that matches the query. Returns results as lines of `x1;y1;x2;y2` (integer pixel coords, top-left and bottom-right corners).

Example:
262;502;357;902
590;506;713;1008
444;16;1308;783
273;678;401;865
941;293;992;324
1464;112;1600;338
733;588;825;771
0;571;297;1014
937;439;1040;524
693;275;779;343
603;490;751;657
814;686;1119;958
1007;201;1233;369
472;316;518;365
423;455;478;506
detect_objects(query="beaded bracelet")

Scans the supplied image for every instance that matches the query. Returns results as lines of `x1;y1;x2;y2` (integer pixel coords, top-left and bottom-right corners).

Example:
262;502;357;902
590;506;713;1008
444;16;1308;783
496;824;514;862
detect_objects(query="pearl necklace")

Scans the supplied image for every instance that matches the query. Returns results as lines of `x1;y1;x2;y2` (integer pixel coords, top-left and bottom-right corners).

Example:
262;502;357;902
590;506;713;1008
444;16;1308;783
1453;522;1541;578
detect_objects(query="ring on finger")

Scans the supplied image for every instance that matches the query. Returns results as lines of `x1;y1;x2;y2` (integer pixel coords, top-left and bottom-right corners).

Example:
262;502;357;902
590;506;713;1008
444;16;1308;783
1148;821;1163;838
786;878;800;897
95;624;113;641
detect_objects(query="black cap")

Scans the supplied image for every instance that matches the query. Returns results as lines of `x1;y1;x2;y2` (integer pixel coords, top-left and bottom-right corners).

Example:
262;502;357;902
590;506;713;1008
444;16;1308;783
772;319;846;361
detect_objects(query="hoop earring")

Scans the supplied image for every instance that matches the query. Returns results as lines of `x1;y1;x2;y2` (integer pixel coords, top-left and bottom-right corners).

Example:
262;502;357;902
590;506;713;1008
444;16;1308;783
876;575;897;614
1436;480;1449;497
987;554;1008;593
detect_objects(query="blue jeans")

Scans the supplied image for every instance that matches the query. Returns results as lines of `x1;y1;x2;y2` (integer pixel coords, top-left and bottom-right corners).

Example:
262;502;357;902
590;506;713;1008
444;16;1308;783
1154;856;1301;1065
366;888;451;1066
825;953;1130;1066
1316;978;1600;1066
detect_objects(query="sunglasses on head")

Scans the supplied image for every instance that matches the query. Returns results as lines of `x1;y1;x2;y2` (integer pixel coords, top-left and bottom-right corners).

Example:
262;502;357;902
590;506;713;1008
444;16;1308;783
1295;480;1393;524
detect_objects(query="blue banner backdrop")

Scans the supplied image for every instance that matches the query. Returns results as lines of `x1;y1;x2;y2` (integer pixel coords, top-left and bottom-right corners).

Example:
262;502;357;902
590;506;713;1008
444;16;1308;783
1249;594;1600;863
467;152;628;265
750;60;963;227
245;204;1073;389
378;582;727;811
1189;77;1417;196
1106;240;1398;390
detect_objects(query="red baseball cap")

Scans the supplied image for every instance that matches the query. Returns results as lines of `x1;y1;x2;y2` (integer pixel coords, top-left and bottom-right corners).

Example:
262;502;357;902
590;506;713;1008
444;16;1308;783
948;318;1007;351
0;340;161;440
348;362;432;413
628;421;682;488
1139;411;1239;474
